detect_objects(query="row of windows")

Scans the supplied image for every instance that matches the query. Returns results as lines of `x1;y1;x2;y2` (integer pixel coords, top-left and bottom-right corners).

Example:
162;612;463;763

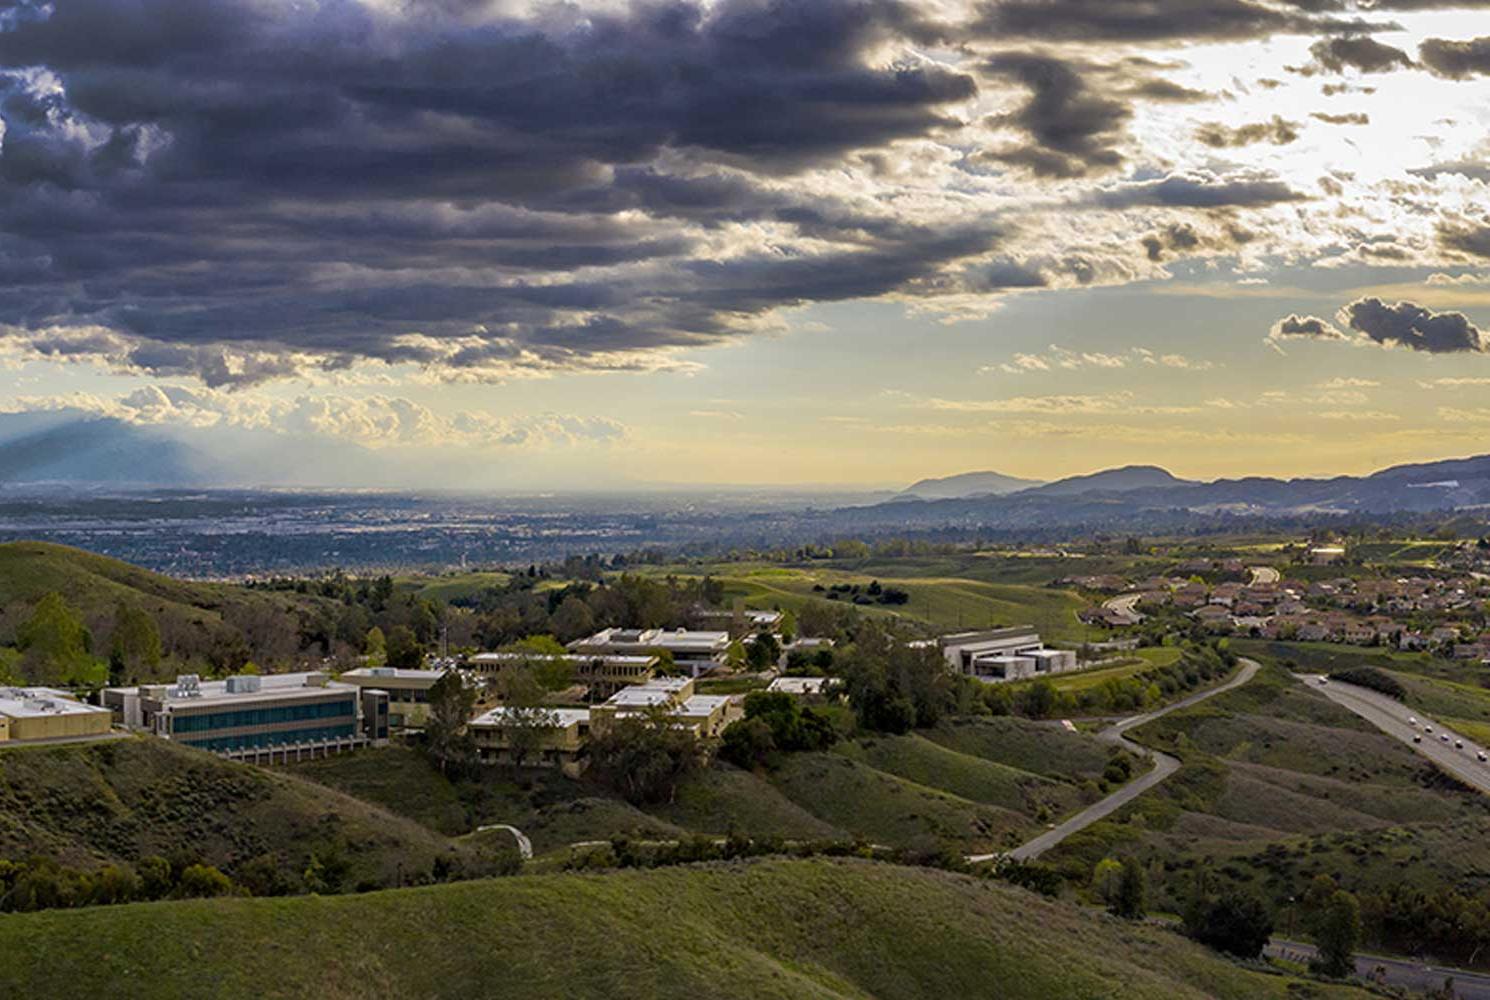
170;698;354;734
178;723;357;753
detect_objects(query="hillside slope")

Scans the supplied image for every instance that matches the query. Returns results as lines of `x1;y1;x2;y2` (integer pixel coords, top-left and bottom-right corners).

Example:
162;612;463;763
0;737;483;891
0;541;330;674
0;859;1372;1000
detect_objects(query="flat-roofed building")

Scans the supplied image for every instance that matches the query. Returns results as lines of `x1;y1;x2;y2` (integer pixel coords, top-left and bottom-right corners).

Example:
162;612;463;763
469;706;592;777
467;652;658;700
339;666;454;729
693;608;784;637
590;676;741;738
102;672;381;760
0;687;112;743
568;628;729;676
767;676;832;696
921;627;1078;684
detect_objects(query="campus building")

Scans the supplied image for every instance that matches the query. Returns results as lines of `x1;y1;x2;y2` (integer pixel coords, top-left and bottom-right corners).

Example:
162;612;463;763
0;687;113;743
467;651;659;700
102;672;387;760
469;677;743;776
339;666;453;729
693;607;784;637
568;628;730;676
469;706;592;777
922;627;1079;683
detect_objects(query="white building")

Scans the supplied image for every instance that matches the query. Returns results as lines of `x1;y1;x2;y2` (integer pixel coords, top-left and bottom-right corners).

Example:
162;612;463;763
923;627;1078;683
567;627;730;676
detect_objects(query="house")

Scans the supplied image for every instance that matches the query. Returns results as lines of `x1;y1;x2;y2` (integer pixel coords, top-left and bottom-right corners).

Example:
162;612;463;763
568;628;730;676
101;672;384;761
0;687;113;743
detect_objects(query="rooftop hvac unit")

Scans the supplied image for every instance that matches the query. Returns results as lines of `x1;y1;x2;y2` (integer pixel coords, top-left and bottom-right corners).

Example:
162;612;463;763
173;674;202;698
369;667;395;676
225;675;262;694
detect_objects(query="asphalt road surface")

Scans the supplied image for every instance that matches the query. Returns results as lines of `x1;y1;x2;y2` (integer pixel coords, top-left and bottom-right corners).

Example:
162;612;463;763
1267;938;1490;999
1250;565;1281;585
1302;674;1490;795
970;658;1261;863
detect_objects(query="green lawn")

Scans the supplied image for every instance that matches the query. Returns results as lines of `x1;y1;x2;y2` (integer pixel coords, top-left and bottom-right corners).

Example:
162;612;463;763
0;859;1376;1000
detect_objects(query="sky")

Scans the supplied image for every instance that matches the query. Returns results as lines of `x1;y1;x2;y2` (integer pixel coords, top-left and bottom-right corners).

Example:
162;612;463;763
2;0;1490;490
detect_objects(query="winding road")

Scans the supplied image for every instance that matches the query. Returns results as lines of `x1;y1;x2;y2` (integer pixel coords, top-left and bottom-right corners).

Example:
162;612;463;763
970;658;1261;863
1249;565;1281;585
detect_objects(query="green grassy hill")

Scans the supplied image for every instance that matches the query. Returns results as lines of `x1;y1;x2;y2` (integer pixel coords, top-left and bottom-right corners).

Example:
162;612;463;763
296;713;1121;857
0;858;1373;1000
1045;664;1490;907
0;541;331;678
0;737;486;891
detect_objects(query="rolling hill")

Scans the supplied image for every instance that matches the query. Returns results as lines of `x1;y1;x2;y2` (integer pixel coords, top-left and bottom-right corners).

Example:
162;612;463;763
0;858;1374;1000
0;737;490;892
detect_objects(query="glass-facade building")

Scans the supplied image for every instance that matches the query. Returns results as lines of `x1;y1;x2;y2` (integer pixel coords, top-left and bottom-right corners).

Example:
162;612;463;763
169;695;357;752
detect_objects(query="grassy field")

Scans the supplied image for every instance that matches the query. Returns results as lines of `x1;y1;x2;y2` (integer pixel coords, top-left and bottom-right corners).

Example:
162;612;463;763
395;571;511;603
0;736;478;890
0;858;1375;1000
633;560;1091;642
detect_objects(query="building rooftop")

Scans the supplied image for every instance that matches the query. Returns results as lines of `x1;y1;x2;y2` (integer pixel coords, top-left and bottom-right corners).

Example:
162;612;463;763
470;706;591;728
341;667;451;681
106;672;356;709
0;687;111;720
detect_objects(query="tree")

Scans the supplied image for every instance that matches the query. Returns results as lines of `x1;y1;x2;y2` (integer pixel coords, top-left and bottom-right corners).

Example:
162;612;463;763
497;669;559;768
719;690;836;769
16;592;94;685
745;632;781;671
1184;893;1274;959
109;603;162;684
384;625;425;670
424;670;476;776
174;863;235;899
588;707;703;804
1091;858;1124;907
364;626;386;662
1110;856;1146;919
1312;890;1362;979
550;595;596;642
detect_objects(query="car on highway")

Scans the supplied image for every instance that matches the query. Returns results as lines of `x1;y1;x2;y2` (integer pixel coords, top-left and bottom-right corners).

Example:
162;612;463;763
1425;726;1434;733
1409;716;1418;725
1441;734;1451;743
1478;751;1487;762
1456;740;1465;749
1414;734;1423;743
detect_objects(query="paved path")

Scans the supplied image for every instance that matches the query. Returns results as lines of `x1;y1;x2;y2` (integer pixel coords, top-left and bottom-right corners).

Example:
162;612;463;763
1100;591;1144;625
1303;674;1490;795
1267;938;1490;998
472;823;533;859
970;659;1261;863
1249;565;1281;585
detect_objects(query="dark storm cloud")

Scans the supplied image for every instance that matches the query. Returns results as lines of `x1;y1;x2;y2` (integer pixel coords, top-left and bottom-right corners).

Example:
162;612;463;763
1194;116;1301;148
1295;35;1415;74
1419;36;1490;79
1094;173;1307;209
1438;219;1490;259
972;0;1380;43
1341;298;1485;353
980;53;1130;178
0;0;996;383
1271;314;1346;340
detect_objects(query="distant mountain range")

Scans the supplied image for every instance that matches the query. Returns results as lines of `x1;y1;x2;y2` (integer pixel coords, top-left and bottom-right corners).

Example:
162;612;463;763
896;470;1044;500
862;454;1490;533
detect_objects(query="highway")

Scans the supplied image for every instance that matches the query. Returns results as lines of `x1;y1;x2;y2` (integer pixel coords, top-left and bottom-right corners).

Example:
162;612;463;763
1303;674;1490;795
1267;939;1490;999
971;658;1261;863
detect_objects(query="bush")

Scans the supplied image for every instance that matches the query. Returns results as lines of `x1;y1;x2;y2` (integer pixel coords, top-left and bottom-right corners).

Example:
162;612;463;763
1328;667;1404;700
1184;893;1274;958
